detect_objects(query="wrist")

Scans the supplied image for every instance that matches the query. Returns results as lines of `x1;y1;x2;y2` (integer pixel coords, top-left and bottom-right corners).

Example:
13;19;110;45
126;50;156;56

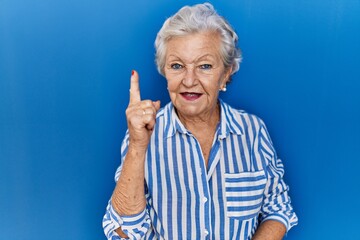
127;142;148;159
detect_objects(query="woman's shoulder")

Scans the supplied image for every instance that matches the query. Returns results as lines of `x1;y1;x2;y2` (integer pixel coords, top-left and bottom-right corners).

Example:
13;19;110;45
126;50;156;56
220;100;266;130
155;101;173;119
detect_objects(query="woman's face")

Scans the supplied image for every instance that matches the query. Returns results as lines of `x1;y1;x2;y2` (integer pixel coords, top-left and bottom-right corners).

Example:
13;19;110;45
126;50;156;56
164;31;231;120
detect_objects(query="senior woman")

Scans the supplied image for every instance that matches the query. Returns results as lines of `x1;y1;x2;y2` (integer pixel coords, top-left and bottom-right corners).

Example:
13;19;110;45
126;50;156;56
103;3;297;240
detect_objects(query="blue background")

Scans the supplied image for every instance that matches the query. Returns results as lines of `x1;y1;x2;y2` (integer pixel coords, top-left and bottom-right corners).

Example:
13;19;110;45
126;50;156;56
1;0;359;239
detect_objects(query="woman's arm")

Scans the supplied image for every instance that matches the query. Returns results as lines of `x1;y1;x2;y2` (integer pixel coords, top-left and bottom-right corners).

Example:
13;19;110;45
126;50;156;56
112;144;148;214
105;70;160;239
111;145;148;236
252;220;286;240
112;70;160;214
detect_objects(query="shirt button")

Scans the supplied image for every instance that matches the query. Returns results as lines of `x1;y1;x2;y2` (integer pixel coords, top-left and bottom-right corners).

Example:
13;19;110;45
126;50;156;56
204;229;209;235
203;197;208;203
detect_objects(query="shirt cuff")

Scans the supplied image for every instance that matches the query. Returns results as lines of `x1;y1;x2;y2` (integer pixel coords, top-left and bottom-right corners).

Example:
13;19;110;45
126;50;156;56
260;212;298;232
108;201;150;239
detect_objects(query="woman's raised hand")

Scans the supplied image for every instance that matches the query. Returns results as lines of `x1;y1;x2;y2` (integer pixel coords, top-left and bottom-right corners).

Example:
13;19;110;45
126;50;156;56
126;70;161;151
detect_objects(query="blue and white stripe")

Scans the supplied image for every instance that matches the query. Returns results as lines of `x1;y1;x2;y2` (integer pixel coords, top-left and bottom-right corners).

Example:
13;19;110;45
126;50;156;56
103;99;298;239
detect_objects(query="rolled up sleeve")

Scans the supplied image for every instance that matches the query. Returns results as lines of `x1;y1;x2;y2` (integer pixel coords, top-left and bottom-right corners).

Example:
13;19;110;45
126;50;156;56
260;158;298;231
257;121;298;231
102;200;151;240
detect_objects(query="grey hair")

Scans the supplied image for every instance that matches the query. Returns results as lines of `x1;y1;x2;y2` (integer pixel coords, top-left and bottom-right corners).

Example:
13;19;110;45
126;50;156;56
155;3;242;76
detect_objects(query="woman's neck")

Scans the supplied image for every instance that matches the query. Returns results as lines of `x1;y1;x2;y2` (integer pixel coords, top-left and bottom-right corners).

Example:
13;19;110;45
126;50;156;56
176;102;220;135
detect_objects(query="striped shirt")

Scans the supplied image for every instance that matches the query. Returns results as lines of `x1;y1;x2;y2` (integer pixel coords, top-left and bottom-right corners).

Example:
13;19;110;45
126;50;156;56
103;100;298;239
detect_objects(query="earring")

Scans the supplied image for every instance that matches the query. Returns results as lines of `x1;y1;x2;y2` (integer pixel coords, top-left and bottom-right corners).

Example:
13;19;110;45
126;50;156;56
220;84;227;92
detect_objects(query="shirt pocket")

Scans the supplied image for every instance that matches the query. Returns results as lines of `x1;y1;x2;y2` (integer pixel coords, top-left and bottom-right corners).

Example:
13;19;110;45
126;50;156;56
224;170;266;220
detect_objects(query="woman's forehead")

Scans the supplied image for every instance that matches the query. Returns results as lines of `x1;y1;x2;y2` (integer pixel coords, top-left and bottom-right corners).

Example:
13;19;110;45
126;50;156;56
165;32;222;61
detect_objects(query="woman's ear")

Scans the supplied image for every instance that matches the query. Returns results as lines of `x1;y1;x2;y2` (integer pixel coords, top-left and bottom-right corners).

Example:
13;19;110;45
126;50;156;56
224;67;233;84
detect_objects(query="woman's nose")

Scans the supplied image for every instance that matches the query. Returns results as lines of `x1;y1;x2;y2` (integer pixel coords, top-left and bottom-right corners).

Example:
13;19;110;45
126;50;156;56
182;68;197;87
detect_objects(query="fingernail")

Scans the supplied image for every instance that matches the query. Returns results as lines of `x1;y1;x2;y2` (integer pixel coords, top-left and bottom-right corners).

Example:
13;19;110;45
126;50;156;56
131;70;135;76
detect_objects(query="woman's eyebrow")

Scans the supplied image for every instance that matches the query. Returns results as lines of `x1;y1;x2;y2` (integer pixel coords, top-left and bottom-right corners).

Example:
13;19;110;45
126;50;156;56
166;54;217;64
166;55;182;61
197;54;216;61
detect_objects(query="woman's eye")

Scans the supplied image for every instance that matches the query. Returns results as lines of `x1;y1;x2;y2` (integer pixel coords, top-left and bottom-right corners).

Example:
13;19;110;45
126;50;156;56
171;63;183;70
200;64;212;70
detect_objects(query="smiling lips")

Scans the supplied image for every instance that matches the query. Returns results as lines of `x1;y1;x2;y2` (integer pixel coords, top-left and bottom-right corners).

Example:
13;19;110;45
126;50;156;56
180;92;203;101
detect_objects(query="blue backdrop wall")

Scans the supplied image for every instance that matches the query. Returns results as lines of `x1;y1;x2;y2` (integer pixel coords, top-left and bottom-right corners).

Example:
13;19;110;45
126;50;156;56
1;0;359;239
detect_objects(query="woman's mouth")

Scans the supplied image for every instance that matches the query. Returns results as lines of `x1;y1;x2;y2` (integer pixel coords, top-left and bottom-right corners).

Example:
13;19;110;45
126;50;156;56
180;92;203;101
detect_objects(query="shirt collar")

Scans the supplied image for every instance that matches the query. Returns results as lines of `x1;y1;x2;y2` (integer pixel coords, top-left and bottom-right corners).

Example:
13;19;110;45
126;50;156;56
163;103;187;138
164;99;244;139
218;99;244;139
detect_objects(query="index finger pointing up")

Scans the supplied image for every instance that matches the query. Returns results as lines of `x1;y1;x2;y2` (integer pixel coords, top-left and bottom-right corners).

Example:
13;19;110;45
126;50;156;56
129;70;141;104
